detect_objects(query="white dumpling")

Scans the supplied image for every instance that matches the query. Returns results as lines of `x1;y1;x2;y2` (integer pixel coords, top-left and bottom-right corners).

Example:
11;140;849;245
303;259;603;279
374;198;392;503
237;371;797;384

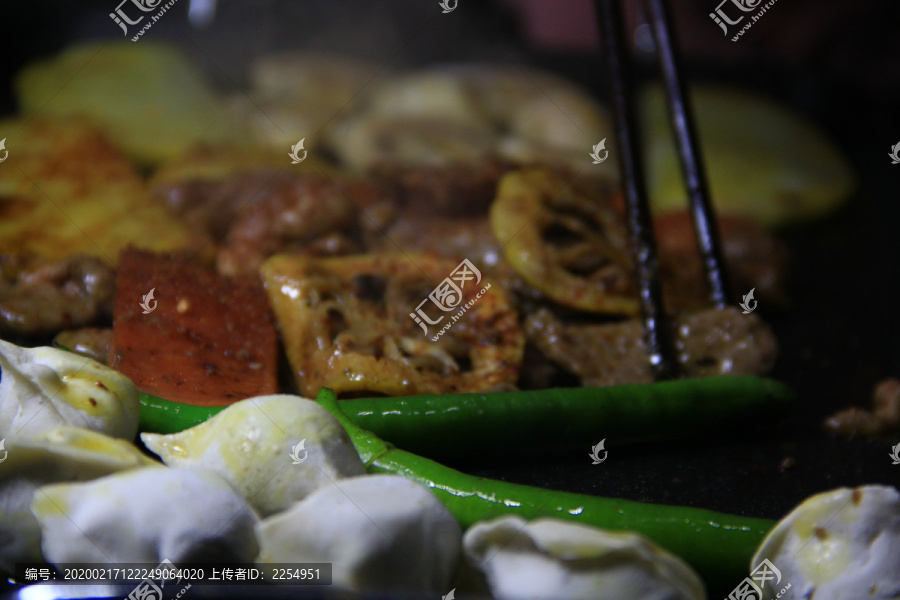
449;65;580;127
249;52;377;103
141;394;365;517
232;53;378;150
507;86;611;153
331;114;495;169
0;340;140;442
363;71;491;128
464;516;705;600
256;474;460;593
0;426;156;572
751;485;900;600
32;466;259;565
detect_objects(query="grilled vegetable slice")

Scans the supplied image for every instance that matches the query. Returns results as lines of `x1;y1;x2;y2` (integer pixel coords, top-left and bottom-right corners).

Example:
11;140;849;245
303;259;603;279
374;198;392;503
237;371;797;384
150;145;294;189
0;119;196;262
642;85;855;226
137;376;795;458
491;169;638;315
108;249;278;406
15;41;241;165
261;253;523;397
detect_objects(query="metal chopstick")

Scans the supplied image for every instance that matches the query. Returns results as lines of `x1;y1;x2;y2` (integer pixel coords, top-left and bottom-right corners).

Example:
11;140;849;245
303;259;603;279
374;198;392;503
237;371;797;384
642;0;730;308
595;0;677;380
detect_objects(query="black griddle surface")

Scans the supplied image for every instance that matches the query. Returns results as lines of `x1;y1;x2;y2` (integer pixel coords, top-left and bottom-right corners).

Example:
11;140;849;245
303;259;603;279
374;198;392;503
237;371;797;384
2;3;900;599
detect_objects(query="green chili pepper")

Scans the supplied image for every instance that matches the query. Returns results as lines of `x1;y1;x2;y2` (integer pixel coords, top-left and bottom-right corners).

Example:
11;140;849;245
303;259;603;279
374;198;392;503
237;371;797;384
136;378;790;587
315;386;774;591
338;375;793;457
139;376;794;458
138;391;227;434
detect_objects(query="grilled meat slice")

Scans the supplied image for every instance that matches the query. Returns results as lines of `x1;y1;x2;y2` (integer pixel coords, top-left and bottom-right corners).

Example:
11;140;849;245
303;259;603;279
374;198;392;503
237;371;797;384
0;254;115;336
525;306;777;387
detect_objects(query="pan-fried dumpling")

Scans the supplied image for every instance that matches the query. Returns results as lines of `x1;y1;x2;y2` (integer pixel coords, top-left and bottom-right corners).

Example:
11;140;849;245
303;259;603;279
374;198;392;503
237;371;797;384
506;86;612;155
0;426;155;572
751;485;900;600
256;475;460;593
32;467;259;564
464;516;705;600
0;340;140;442
231;52;378;150
331;114;495;169
363;71;490;128
249;52;377;102
141;395;365;517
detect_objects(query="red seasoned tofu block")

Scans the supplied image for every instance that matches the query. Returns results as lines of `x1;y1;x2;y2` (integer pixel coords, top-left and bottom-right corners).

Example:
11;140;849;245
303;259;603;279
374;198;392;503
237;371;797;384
109;248;278;406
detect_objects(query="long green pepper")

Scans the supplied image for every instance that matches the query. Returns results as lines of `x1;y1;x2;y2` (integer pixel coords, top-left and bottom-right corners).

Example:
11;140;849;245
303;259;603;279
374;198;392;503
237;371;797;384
335;375;792;457
139;375;794;457
136;377;793;588
314;387;775;592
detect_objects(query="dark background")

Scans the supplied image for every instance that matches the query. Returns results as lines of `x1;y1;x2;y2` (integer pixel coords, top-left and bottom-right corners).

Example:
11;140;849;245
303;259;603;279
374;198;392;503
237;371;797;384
2;0;900;598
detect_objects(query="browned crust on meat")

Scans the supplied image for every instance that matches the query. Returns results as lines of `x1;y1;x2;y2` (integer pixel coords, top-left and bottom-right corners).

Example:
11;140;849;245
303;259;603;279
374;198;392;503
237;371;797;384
108;248;278;406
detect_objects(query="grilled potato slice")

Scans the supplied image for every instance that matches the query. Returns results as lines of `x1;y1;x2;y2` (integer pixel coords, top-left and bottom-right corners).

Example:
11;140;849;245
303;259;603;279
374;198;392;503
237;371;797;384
261;253;523;397
15;41;242;165
150;146;291;188
0;119;196;263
